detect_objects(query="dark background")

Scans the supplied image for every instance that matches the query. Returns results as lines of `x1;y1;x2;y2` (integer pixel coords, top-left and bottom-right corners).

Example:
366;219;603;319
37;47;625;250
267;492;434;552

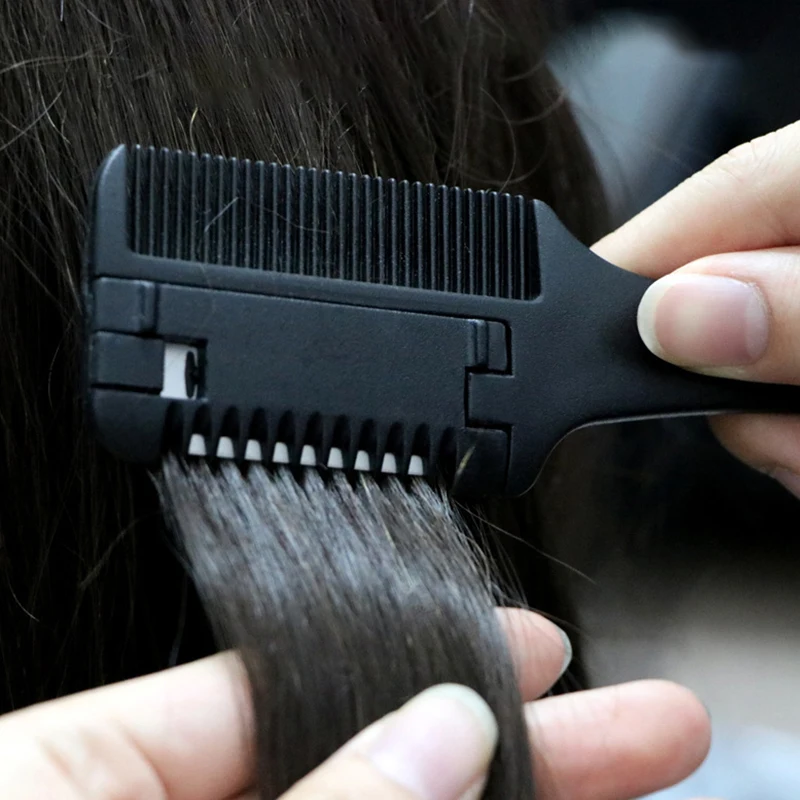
548;0;800;221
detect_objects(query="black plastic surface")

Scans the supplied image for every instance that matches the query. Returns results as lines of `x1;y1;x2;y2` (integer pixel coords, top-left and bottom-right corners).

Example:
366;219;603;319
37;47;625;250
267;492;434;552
85;145;800;497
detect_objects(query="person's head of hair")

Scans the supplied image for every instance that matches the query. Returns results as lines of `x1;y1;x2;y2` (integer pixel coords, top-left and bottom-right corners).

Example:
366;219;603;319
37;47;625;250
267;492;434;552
0;1;604;794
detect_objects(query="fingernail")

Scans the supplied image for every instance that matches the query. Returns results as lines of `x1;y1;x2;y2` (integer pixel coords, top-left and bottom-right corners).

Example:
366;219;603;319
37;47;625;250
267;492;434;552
638;275;769;370
367;684;498;800
555;624;573;680
771;467;800;500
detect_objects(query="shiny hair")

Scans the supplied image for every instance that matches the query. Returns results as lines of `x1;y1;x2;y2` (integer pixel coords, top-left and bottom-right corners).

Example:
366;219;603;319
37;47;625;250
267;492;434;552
0;1;603;794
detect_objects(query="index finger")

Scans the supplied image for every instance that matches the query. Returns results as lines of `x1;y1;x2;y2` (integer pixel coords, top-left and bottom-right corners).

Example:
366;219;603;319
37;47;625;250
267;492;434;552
593;120;800;277
0;609;566;800
0;653;253;800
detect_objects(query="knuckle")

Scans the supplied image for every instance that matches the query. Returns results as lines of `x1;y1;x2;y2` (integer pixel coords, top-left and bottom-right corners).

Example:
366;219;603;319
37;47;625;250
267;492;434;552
712;132;781;186
33;722;166;800
705;121;800;196
695;124;800;243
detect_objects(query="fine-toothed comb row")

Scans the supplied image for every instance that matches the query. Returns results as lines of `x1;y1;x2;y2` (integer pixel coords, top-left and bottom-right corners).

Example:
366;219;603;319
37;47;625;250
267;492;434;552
85;145;800;498
128;144;538;300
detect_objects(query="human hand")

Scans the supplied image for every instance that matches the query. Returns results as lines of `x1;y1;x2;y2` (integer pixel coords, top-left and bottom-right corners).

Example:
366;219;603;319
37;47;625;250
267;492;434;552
0;609;709;799
594;121;800;498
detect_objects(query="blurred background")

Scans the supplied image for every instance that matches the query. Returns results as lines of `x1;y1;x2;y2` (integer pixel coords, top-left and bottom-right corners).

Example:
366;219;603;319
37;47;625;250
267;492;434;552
542;2;800;797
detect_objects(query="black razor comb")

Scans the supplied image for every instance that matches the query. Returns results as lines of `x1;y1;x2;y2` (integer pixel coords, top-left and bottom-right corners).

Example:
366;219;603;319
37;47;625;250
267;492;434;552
84;145;800;497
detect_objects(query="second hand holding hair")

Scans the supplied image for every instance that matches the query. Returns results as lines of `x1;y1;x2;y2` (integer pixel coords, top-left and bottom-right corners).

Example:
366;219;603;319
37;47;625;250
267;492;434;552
0;623;712;800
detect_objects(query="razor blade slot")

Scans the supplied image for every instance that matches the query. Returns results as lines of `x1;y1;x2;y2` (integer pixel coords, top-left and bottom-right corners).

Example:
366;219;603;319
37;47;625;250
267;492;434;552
88;277;512;490
160;342;203;400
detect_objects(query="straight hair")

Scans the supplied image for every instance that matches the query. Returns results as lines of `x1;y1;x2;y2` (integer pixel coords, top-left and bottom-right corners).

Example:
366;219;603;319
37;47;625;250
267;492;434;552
0;0;604;794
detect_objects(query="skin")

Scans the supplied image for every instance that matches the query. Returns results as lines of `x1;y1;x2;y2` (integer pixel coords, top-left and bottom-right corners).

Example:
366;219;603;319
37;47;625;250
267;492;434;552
0;610;712;799
594;119;800;497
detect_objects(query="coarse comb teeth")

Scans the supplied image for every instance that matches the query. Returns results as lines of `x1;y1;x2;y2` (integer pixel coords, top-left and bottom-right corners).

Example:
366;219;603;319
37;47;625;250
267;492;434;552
188;433;207;457
300;445;316;467
215;436;235;459
184;435;427;476
244;440;263;461
327;448;344;469
408;455;425;476
272;442;290;464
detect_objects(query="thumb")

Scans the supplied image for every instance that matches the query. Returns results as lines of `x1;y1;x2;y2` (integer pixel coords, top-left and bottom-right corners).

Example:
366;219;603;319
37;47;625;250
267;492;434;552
634;248;800;384
280;684;499;800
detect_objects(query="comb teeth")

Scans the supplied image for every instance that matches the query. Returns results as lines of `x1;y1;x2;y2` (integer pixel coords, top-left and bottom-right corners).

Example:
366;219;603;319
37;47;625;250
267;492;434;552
179;412;431;477
190;438;428;477
129;145;539;300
